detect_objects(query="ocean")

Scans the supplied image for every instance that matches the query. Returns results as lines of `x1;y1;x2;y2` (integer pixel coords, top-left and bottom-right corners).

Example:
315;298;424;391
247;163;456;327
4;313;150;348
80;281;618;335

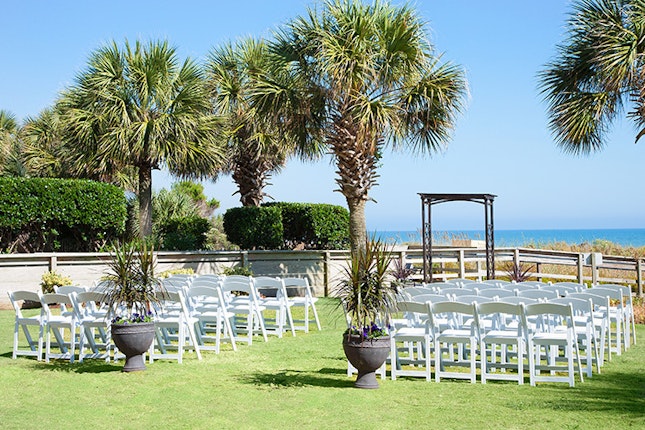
373;228;645;248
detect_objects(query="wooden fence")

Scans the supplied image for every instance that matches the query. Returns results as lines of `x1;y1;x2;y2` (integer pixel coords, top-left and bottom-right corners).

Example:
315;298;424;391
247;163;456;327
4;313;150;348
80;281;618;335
0;246;642;307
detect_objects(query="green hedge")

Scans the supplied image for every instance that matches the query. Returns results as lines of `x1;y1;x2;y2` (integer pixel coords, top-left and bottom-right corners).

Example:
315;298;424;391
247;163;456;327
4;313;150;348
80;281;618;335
264;202;350;250
223;202;349;250
159;216;210;251
223;206;283;250
0;177;127;252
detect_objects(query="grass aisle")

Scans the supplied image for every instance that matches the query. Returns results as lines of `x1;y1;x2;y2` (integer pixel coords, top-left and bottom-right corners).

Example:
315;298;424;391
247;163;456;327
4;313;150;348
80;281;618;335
1;298;643;429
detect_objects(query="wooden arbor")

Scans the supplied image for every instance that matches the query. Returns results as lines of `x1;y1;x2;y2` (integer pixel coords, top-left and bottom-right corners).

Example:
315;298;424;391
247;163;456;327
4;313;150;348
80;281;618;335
419;193;496;282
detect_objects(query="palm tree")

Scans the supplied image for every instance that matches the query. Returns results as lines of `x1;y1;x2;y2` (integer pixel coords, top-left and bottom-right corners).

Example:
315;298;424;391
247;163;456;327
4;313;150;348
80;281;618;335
0;110;22;175
257;0;467;252
58;40;225;237
206;37;323;207
539;0;645;154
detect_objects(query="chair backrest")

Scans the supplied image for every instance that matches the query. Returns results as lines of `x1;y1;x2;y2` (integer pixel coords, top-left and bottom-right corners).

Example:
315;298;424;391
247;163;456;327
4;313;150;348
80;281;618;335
446;278;477;288
524;302;575;331
7;290;42;317
54;285;87;295
477;301;526;334
588;287;624;302
480;279;513;288
440;288;476;297
454;295;494;305
190;277;221;289
477;288;515;299
254;276;288;299
517;289;559;300
553;282;586;293
566;292;610;309
506;283;537;292
427;282;457;291
396;301;431;329
549;297;594;319
430;301;478;332
70;291;107;319
409;293;447;304
498;296;539;305
469;282;499;291
403;286;435;296
282;277;316;298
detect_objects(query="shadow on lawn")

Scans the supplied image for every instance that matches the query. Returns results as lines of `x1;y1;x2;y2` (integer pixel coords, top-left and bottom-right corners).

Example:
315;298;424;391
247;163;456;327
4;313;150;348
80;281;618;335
520;371;645;417
27;360;120;374
241;368;354;388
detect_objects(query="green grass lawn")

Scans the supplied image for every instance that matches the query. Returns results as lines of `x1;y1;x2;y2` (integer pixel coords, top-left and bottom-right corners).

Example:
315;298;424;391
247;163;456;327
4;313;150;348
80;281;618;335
1;298;643;430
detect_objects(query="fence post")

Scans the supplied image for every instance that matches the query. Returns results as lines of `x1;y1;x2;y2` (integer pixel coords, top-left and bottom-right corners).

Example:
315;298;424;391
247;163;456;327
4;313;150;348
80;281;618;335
591;252;600;286
638;258;643;297
324;251;330;297
48;255;57;272
577;253;584;284
458;249;465;278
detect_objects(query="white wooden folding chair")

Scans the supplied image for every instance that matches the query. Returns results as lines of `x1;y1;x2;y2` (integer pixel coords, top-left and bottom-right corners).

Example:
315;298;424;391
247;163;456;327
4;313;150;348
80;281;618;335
150;290;202;363
390;301;433;381
550;297;601;377
8;291;45;361
588;287;625;355
186;285;237;353
70;291;111;362
255;276;296;338
283;277;321;332
220;277;268;344
524;302;584;387
478;302;527;385
40;293;77;363
593;284;635;348
430;301;479;383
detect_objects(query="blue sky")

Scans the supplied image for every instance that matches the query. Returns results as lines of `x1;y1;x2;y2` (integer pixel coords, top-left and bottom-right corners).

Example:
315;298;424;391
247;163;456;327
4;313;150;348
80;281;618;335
2;1;643;232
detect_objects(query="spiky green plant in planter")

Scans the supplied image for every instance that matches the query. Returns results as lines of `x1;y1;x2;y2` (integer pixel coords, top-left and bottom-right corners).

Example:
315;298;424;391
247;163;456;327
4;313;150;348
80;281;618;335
101;240;164;371
335;237;398;388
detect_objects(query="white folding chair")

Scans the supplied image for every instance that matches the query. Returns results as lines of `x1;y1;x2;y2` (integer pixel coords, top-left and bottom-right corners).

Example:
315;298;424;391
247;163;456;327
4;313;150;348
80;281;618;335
477;288;516;299
8;291;45;361
524;302;584;387
255;276;296;338
186;285;237;353
593;284;635;348
550;297;601;377
589;287;625;355
40;293;77;363
430;301;479;383
390;301;433;381
220;277;268;344
283;277;321;332
567;292;610;364
70;291;111;362
478;302;527;385
150;290;202;363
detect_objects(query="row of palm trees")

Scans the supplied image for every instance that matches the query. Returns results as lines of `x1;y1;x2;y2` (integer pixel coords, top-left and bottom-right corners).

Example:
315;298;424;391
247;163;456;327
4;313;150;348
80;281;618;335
2;0;635;253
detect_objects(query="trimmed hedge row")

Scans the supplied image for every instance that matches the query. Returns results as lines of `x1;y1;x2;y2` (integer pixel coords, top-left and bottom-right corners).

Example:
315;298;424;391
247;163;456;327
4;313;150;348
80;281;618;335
0;177;127;252
223;202;349;250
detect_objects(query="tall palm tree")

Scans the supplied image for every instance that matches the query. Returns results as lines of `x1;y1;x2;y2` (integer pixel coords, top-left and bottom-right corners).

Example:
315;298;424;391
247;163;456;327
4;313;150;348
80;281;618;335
206;37;323;206
539;0;645;154
257;0;467;252
22;107;138;188
58;40;225;237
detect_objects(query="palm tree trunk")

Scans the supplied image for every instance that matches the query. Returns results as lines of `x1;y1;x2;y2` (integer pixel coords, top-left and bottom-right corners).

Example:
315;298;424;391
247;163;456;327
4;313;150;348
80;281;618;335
138;165;153;238
347;198;367;255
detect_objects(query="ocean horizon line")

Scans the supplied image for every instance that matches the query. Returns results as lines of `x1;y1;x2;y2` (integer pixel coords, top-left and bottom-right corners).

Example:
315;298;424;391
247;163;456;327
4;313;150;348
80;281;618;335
372;228;645;248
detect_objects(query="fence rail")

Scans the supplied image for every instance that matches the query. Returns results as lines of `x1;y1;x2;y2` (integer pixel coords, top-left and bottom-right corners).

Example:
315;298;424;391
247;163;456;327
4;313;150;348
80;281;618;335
0;246;642;308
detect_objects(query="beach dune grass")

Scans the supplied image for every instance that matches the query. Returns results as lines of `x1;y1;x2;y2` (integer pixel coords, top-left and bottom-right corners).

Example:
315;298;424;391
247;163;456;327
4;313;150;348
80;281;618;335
1;298;644;429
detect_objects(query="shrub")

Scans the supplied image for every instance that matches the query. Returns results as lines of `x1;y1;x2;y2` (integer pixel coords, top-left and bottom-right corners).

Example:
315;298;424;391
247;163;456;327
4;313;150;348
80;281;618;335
40;270;73;294
263;202;350;249
0;177;126;252
222;265;254;276
223;206;283;250
159;216;210;251
158;268;195;279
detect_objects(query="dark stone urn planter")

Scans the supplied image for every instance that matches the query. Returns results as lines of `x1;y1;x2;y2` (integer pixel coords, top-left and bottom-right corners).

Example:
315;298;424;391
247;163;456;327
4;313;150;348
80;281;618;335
342;334;390;389
111;322;155;372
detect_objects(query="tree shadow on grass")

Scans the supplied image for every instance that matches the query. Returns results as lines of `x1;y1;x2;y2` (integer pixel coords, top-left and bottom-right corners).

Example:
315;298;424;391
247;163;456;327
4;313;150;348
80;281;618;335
513;371;645;418
240;368;354;388
26;359;121;374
